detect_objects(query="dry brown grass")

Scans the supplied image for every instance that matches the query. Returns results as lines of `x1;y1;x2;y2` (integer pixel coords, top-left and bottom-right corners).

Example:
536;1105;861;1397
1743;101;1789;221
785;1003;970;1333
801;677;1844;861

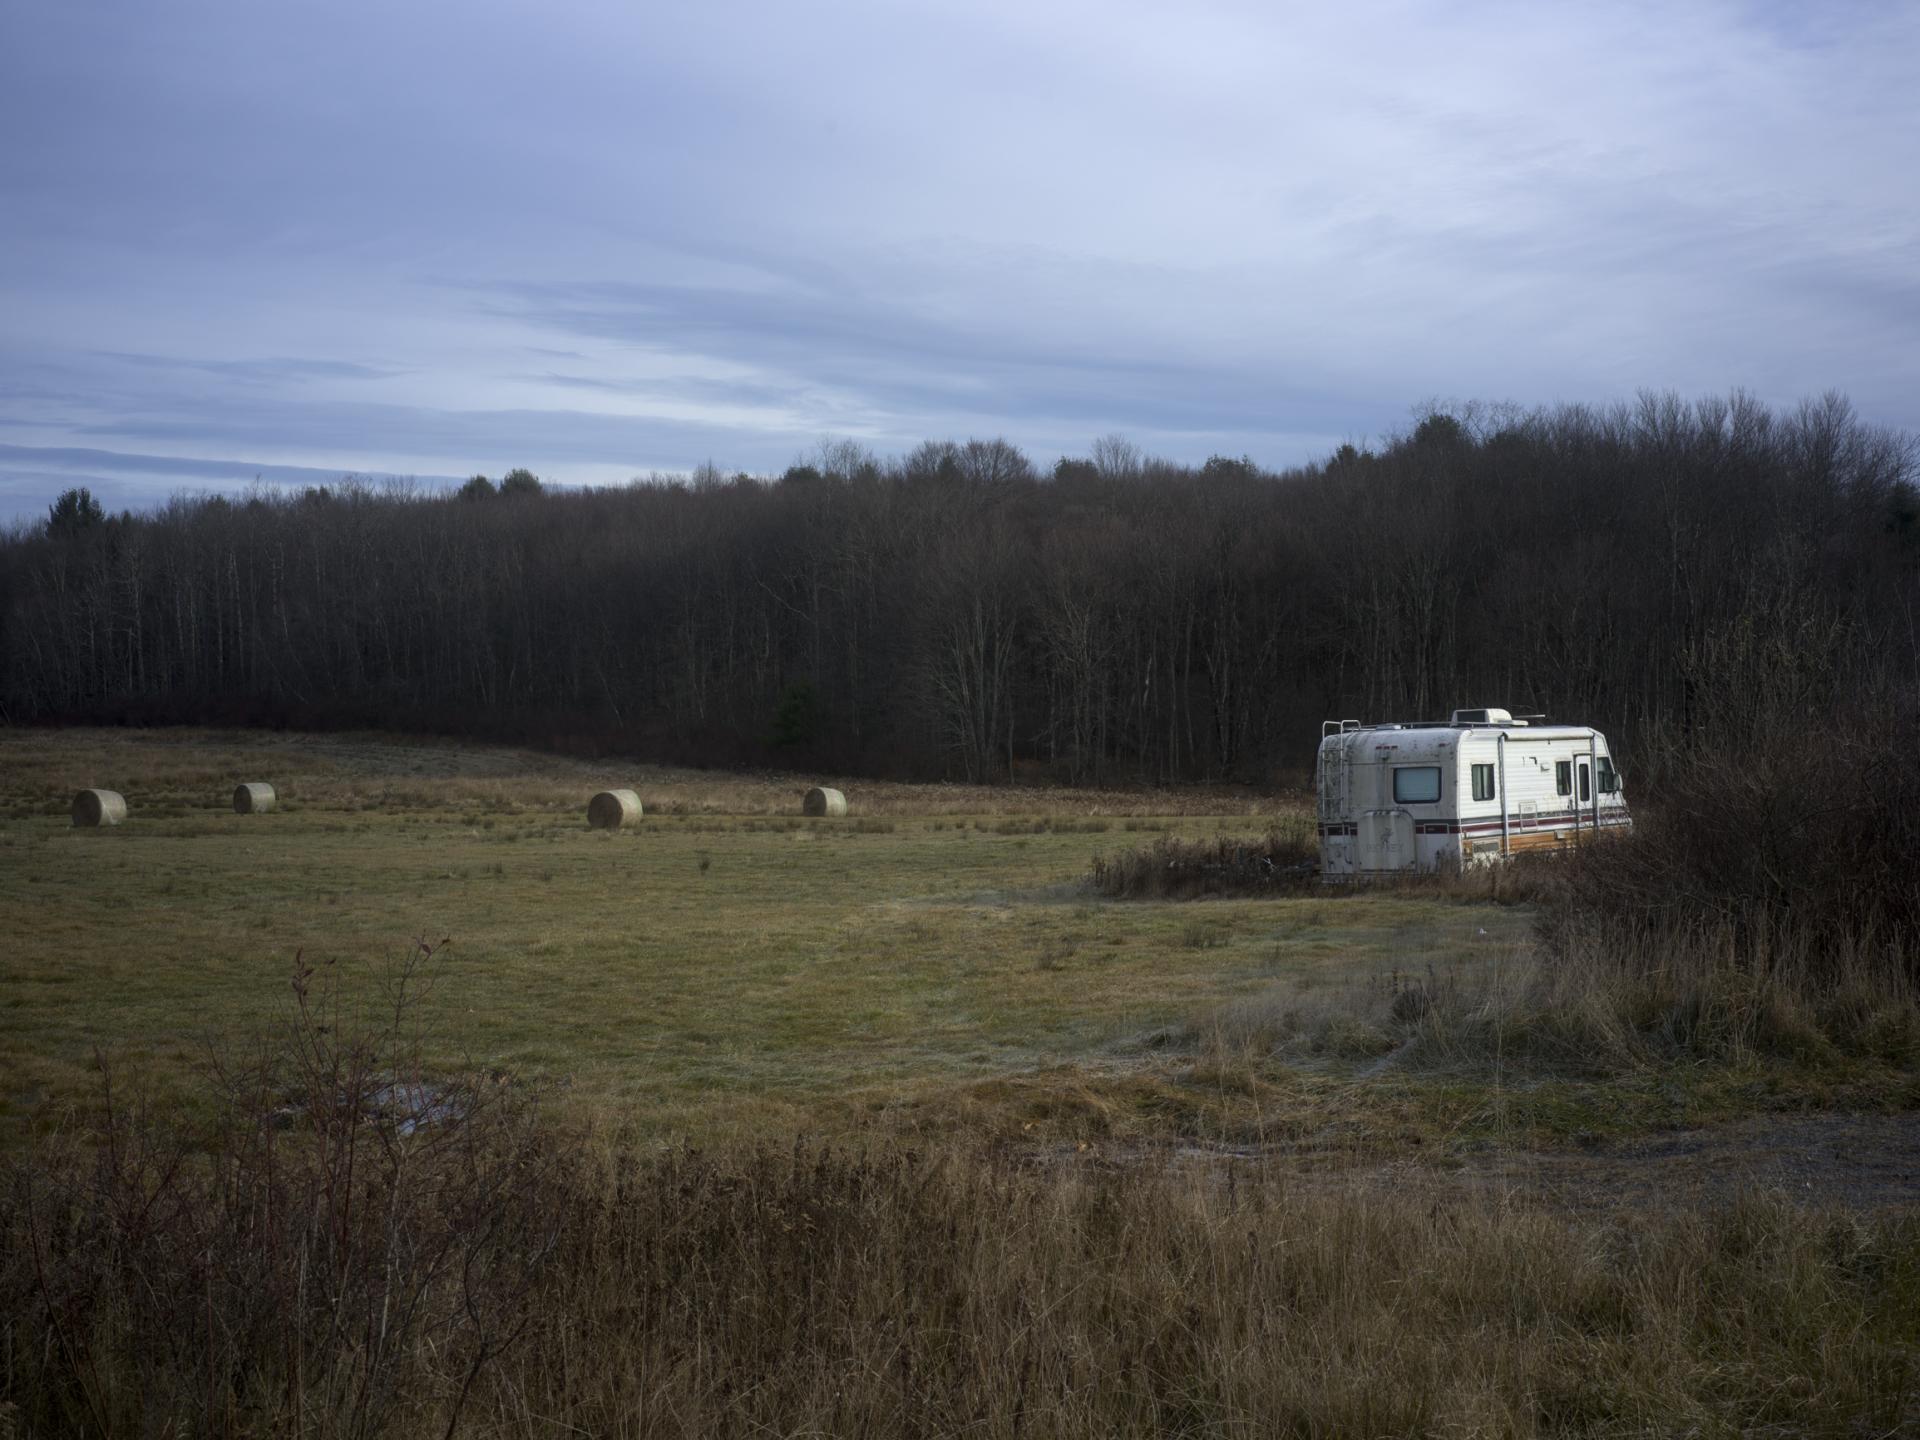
4;729;1920;1434
1086;824;1566;906
1087;821;1319;899
8;985;1918;1439
1171;694;1920;1098
1555;702;1920;972
1193;918;1920;1084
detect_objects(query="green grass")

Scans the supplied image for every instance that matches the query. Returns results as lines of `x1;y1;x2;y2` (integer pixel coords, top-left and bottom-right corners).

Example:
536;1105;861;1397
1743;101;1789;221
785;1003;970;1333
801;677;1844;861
7;727;1911;1157
0;728;1526;1145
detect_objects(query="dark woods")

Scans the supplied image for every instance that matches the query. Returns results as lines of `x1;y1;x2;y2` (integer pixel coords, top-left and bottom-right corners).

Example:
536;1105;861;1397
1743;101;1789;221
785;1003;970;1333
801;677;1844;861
3;392;1915;782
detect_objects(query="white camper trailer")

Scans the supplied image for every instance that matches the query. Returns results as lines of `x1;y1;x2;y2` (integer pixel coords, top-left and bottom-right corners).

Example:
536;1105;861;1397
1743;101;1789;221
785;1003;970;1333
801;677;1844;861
1317;708;1630;878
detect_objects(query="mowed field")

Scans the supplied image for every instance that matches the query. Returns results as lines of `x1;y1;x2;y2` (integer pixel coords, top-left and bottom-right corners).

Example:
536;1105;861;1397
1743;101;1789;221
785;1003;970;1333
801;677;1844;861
0;727;1526;1146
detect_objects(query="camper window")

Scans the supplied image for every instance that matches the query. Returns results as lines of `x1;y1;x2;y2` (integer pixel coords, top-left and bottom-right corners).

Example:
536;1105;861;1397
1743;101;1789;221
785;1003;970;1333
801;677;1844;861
1393;766;1442;803
1598;757;1619;793
1471;763;1495;801
1555;761;1572;796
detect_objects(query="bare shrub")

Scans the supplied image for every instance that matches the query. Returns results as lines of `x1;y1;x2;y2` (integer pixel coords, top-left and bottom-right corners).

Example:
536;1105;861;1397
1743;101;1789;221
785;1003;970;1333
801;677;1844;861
1;941;561;1438
17;1138;1919;1436
7;1028;1920;1435
1089;828;1559;904
1546;695;1920;984
1194;908;1918;1081
1089;824;1317;899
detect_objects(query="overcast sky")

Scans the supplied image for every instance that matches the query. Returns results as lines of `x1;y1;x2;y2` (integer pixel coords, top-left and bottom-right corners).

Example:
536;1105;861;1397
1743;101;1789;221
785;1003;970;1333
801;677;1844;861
2;1;1916;520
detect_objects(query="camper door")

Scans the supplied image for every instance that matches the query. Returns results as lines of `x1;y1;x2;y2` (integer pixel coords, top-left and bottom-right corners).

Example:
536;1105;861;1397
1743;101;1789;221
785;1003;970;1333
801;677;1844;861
1360;759;1426;872
1359;810;1414;871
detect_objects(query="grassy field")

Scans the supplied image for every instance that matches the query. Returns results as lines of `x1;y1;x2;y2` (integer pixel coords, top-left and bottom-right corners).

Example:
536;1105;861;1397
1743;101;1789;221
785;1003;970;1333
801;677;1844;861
7;728;1920;1436
0;728;1536;1148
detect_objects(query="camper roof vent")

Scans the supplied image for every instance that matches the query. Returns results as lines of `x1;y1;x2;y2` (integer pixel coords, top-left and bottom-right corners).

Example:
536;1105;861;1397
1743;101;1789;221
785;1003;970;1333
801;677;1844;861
1451;707;1529;727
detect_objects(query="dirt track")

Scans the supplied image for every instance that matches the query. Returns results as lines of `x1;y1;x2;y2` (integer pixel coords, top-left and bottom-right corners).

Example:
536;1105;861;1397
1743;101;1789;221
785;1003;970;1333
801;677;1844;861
1141;1112;1920;1213
1451;1111;1920;1213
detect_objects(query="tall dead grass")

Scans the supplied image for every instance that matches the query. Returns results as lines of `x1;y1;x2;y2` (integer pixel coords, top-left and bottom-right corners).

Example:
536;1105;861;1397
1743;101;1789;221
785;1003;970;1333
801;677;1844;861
2;942;560;1438
1186;700;1920;1080
1192;889;1919;1083
1400;918;1920;1076
1485;695;1920;1069
1088;820;1318;899
6;939;1919;1437
10;1113;1920;1436
1548;714;1920;977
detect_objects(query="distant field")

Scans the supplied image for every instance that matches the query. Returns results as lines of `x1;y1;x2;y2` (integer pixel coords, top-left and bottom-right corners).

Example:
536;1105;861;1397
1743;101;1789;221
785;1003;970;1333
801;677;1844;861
0;728;1529;1145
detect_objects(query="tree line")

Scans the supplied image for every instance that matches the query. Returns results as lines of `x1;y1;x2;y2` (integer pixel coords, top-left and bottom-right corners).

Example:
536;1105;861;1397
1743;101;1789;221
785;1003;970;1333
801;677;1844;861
3;391;1915;784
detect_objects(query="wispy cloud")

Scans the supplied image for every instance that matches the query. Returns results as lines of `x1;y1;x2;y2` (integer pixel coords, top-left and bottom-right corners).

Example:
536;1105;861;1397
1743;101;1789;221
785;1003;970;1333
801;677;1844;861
93;352;402;383
0;443;464;520
0;443;448;485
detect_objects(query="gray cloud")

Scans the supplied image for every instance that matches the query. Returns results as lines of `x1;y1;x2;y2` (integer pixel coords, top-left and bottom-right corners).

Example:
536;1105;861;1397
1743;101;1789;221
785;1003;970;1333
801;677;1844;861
2;0;1916;521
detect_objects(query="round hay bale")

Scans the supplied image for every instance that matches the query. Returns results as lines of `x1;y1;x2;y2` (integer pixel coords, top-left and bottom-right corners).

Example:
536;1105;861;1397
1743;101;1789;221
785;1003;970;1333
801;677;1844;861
72;788;127;827
587;789;643;830
232;782;277;814
802;786;847;818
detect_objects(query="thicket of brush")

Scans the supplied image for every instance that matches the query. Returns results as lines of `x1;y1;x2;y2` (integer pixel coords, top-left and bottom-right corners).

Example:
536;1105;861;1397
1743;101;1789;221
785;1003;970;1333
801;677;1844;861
1200;917;1920;1081
9;1032;1920;1438
1546;719;1920;981
1205;828;1920;1084
1088;824;1318;899
1515;621;1920;1065
1187;622;1920;1075
1086;832;1557;905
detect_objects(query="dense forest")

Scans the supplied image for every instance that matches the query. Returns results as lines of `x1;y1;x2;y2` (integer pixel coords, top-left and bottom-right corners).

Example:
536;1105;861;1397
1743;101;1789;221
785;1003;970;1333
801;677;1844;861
3;391;1915;783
